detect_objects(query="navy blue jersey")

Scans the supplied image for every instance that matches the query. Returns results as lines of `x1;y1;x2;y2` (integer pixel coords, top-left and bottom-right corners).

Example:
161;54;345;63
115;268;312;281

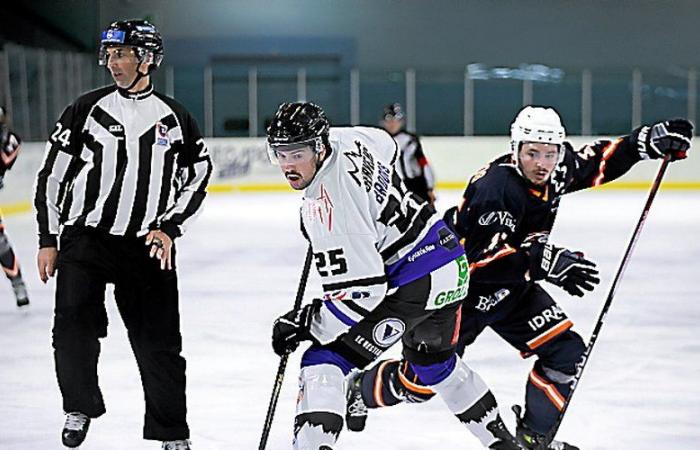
455;135;642;290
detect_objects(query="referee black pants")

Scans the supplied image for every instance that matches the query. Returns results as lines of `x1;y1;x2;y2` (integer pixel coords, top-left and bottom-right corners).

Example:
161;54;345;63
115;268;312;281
52;226;189;441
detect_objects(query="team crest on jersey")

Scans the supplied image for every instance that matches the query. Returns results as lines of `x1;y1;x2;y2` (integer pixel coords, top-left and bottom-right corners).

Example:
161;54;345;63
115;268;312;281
156;122;169;146
372;318;405;347
304;184;334;232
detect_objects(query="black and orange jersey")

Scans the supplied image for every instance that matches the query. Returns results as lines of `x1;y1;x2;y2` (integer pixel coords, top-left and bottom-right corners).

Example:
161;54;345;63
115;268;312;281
454;135;642;288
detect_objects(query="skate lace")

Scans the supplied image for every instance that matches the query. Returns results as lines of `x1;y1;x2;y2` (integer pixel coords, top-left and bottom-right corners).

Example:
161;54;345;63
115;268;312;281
162;439;191;450
64;413;88;431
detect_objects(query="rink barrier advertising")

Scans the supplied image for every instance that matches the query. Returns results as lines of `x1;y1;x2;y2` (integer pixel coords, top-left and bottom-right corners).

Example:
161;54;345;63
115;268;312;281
2;137;700;215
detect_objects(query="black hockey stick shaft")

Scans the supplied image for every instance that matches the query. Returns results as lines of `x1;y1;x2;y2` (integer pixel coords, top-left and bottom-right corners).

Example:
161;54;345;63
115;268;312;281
258;246;313;450
541;155;671;448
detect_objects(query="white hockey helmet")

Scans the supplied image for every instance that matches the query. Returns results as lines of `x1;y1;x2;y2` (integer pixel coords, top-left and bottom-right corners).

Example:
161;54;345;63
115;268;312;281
510;106;566;164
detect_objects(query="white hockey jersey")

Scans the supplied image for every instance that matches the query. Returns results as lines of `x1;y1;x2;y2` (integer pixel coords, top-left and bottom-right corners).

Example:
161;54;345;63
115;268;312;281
301;127;463;343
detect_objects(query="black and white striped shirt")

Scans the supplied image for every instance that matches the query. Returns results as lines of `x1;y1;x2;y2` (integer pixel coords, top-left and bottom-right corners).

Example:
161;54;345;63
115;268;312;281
34;84;213;248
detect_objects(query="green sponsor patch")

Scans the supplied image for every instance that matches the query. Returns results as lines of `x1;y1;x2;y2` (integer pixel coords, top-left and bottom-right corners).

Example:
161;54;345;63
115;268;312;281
431;255;470;308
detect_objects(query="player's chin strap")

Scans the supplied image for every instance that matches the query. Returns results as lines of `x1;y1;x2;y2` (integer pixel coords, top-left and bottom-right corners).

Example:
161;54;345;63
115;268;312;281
118;56;152;95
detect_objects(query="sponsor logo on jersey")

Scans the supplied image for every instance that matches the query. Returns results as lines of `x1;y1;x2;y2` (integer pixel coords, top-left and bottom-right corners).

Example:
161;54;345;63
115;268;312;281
108;124;123;133
407;244;435;263
354;335;383;356
429;255;469;309
323;290;370;301
477;211;516;232
474;288;510;312
528;304;567;331
372;318;406;347
156;122;169;146
438;227;459;250
373;162;391;204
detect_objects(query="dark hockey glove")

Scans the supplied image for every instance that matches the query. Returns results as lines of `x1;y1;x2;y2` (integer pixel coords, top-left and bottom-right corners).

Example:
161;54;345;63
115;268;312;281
271;299;321;356
635;119;693;161
532;243;600;297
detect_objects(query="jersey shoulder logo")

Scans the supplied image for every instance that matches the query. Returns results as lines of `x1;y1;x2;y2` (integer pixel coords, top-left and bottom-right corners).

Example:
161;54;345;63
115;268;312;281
155;122;169;146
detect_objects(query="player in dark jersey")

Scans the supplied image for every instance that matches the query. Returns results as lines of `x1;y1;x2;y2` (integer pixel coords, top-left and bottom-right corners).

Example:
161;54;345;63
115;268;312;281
0;106;29;307
381;103;436;204
345;106;693;450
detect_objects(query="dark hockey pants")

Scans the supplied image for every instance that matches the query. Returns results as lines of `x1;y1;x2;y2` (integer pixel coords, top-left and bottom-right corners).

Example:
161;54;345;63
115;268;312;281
52;226;189;441
361;283;585;435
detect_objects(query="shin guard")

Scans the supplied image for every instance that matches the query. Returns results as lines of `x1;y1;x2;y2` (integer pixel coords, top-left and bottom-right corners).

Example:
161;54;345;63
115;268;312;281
294;364;345;450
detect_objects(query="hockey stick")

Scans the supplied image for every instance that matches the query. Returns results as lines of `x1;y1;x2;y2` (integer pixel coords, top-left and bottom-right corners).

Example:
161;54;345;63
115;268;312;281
540;154;672;449
258;245;313;450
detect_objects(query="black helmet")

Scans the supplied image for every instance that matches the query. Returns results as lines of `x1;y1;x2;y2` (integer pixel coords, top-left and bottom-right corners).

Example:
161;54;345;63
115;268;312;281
99;19;164;73
267;102;330;147
383;103;404;121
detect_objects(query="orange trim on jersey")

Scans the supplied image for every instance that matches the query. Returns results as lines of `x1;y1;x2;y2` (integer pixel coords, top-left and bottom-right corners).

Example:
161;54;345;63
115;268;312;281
468;245;517;273
528;185;549;202
2;258;19;278
529;369;566;410
592;138;623;186
417;156;429;167
526;319;573;350
373;359;394;407
398;367;435;395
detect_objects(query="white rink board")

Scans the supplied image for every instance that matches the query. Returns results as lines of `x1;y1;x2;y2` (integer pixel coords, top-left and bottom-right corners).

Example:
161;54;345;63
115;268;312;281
2;136;700;206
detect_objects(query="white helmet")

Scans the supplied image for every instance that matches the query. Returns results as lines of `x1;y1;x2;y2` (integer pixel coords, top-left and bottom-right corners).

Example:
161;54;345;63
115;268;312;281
510;106;566;163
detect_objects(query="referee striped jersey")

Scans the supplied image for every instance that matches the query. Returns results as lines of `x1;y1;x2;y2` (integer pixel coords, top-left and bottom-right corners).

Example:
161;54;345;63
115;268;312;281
34;84;213;248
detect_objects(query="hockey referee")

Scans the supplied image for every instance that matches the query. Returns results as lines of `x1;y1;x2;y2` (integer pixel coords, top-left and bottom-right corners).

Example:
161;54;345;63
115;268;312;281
34;19;212;450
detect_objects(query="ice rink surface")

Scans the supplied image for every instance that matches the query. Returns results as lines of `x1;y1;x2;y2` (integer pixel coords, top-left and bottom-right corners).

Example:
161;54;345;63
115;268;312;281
1;188;699;449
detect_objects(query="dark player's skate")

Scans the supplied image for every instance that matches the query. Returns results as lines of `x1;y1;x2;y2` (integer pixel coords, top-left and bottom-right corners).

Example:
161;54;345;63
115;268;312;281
486;415;525;450
512;405;579;450
61;412;90;448
162;440;192;449
345;370;368;432
13;280;29;307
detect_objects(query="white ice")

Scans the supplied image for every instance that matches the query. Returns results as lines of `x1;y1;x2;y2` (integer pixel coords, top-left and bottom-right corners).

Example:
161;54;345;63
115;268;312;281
1;188;699;449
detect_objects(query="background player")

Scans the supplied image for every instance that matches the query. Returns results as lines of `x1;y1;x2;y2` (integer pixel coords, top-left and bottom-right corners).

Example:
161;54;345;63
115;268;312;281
0;106;30;307
381;103;436;204
268;102;523;449
347;106;693;450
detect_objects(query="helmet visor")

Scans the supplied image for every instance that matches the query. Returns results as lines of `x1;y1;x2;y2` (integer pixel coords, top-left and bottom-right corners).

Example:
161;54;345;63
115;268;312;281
266;141;318;166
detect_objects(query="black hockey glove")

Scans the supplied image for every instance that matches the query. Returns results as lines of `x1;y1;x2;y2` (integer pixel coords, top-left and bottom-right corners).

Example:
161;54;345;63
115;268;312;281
634;119;693;161
271;299;321;356
532;243;600;297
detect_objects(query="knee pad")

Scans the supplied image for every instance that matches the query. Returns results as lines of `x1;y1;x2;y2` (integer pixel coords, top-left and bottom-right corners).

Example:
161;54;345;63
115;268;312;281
536;330;585;381
294;364;345;450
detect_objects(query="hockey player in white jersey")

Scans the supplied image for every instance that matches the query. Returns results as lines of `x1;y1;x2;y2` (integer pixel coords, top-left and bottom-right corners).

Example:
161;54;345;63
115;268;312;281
268;102;524;449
